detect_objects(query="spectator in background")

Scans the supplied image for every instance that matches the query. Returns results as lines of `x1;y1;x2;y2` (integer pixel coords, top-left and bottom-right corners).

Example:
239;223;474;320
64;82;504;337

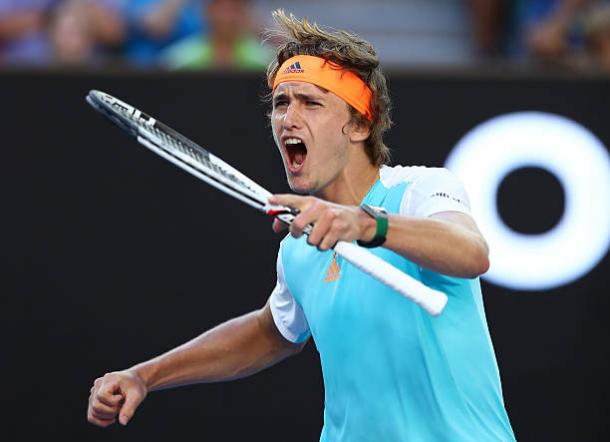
48;0;95;65
583;3;610;71
86;0;126;50
0;0;56;65
48;0;124;66
505;0;606;68
468;0;610;69
469;0;507;59
524;0;590;62
0;0;124;67
123;0;203;67
161;0;272;70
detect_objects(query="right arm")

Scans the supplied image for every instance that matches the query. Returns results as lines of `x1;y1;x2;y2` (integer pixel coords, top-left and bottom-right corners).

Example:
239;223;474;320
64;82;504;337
87;301;304;427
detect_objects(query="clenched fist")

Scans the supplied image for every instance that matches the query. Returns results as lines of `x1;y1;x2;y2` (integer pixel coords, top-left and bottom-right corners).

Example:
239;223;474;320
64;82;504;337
87;370;148;427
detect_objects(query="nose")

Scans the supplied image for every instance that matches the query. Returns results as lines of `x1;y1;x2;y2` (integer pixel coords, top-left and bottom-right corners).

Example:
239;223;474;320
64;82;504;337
282;102;303;130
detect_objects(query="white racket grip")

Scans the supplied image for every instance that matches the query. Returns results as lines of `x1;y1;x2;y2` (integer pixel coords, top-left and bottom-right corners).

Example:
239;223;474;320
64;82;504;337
333;241;448;316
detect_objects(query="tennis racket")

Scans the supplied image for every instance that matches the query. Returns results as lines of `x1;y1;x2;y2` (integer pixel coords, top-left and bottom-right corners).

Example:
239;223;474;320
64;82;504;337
86;90;447;316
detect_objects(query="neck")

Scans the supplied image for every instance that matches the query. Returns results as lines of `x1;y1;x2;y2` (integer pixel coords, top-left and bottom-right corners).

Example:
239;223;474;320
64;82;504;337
316;153;380;206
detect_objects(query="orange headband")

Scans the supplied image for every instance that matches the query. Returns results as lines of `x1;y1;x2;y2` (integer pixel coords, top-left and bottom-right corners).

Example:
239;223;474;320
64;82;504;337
272;55;373;121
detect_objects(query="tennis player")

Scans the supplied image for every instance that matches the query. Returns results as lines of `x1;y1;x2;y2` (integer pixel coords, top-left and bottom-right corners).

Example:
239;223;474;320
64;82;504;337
88;10;516;441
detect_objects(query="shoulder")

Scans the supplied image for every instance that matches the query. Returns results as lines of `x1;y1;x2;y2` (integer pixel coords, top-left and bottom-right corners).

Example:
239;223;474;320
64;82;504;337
380;164;460;189
381;165;470;218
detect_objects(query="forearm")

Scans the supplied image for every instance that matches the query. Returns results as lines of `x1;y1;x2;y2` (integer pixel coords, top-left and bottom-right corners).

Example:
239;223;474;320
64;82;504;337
130;307;299;392
384;215;489;278
269;194;489;278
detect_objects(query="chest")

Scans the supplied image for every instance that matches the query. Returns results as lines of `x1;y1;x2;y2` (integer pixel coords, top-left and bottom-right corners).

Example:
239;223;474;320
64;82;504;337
282;240;424;351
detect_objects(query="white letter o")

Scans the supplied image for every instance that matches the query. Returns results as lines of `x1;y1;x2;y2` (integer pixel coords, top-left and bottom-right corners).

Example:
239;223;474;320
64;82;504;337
445;112;610;291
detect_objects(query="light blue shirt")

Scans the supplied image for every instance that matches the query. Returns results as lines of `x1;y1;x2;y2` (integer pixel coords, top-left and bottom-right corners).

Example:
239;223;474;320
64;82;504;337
270;166;516;441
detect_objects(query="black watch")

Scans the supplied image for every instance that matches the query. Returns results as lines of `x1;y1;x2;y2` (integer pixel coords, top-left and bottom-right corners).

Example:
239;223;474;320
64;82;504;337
357;204;388;248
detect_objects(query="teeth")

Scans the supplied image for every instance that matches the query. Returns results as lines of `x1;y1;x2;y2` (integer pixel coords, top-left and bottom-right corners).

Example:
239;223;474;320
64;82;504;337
292;160;300;168
285;138;303;145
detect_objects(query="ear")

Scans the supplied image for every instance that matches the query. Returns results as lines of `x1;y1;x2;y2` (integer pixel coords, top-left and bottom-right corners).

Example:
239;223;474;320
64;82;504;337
347;120;371;144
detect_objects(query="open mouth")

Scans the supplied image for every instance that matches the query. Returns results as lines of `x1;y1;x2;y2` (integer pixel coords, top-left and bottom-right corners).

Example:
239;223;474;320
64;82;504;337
284;137;307;172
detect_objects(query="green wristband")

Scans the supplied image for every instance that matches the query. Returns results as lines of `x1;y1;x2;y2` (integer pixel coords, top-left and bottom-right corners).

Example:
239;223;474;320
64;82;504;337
375;215;388;238
357;204;388;248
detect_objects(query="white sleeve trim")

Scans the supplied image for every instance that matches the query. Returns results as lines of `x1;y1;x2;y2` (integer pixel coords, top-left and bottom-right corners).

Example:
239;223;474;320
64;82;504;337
388;166;471;218
268;243;310;344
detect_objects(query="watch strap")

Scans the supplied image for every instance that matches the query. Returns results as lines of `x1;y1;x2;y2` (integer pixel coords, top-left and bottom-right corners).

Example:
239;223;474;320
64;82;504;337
357;204;388;248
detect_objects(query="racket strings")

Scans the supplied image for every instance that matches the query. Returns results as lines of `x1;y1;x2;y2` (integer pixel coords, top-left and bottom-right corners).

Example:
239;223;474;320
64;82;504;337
92;90;269;208
141;121;265;201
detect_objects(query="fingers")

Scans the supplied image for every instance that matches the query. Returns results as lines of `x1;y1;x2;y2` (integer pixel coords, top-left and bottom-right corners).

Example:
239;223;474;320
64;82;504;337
97;379;123;407
88;396;119;426
268;194;309;210
318;216;352;251
290;199;323;238
87;412;116;428
87;371;147;428
269;195;318;238
119;388;145;426
97;393;123;408
307;210;334;250
90;399;120;417
272;218;288;233
88;377;121;427
269;195;364;249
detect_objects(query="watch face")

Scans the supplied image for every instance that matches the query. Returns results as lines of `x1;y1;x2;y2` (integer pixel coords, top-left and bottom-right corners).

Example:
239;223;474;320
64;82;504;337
363;204;387;217
372;205;387;215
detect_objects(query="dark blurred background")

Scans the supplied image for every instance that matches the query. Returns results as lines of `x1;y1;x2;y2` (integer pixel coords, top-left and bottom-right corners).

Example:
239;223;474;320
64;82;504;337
2;1;610;442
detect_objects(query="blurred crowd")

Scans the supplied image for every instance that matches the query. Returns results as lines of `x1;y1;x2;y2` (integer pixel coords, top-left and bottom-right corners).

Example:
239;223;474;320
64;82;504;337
0;0;272;70
1;0;610;72
471;0;610;72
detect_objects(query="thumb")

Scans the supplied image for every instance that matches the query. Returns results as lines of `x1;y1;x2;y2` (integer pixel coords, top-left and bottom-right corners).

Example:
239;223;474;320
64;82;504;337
272;217;288;233
118;389;145;426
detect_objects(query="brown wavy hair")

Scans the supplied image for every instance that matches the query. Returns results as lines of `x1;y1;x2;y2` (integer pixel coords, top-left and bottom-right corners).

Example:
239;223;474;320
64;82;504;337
265;10;392;165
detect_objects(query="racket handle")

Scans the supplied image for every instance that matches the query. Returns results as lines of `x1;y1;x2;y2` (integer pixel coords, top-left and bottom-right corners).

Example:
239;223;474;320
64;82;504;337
333;241;448;316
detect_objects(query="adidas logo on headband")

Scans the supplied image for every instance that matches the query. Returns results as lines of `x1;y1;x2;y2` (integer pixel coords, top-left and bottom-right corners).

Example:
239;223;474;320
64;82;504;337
282;61;304;74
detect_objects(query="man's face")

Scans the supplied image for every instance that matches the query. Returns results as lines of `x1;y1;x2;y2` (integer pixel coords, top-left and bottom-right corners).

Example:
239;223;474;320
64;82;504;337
271;81;353;194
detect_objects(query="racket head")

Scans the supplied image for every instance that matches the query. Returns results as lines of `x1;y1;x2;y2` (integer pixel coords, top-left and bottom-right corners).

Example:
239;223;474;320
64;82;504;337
86;90;274;211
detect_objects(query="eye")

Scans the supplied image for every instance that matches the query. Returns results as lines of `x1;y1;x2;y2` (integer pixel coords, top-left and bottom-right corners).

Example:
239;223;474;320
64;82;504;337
306;101;322;107
273;100;288;108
